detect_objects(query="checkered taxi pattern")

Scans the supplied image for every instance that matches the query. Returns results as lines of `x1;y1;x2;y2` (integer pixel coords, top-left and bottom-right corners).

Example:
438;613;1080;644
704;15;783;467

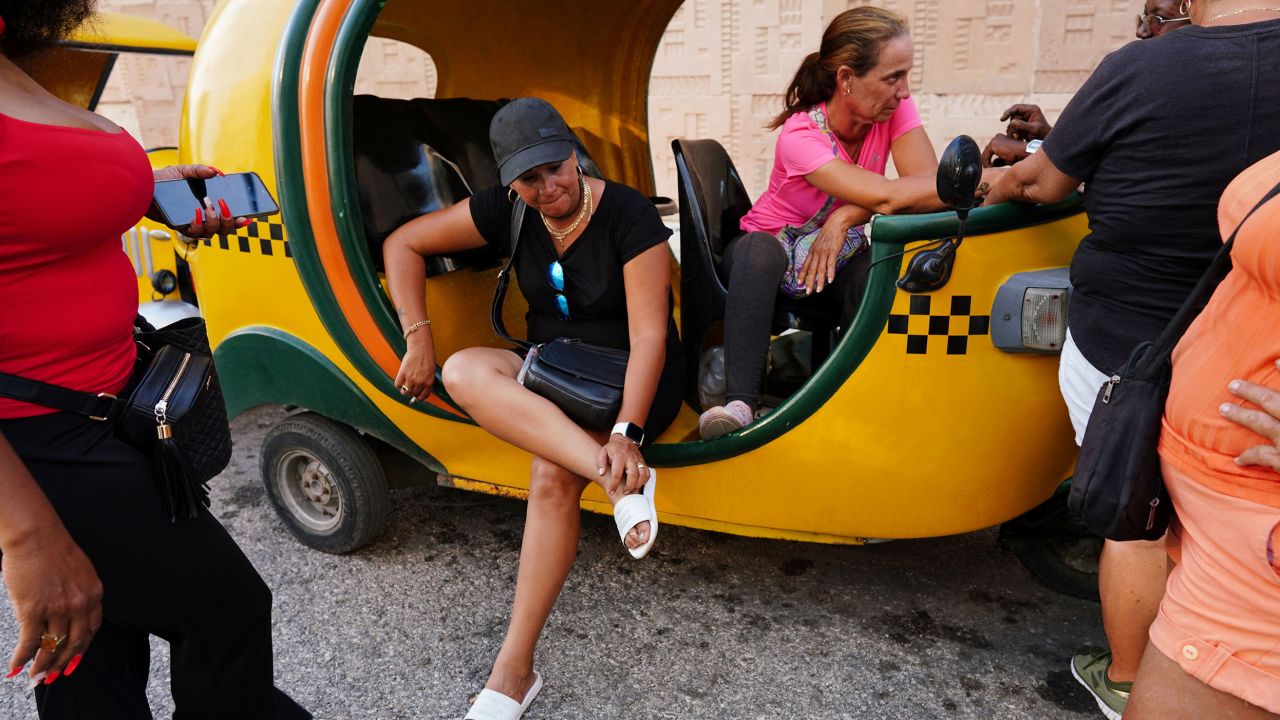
201;219;290;257
886;295;990;355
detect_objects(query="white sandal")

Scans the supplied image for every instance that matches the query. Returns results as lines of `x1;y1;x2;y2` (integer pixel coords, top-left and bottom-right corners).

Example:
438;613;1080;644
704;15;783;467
463;671;542;720
613;468;659;559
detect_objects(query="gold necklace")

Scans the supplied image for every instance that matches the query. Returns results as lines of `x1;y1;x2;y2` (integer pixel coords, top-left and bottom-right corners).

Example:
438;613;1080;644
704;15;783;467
1207;6;1280;21
541;177;592;246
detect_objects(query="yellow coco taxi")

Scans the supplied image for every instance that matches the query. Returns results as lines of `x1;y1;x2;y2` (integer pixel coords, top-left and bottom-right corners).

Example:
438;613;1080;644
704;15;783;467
44;13;201;322
174;1;1097;598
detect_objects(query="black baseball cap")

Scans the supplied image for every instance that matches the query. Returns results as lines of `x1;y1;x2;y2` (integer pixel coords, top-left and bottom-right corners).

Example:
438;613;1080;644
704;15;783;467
489;97;576;186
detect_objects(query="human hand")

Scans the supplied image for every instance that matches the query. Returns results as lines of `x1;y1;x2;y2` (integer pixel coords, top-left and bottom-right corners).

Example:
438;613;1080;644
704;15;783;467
149;164;250;238
1000;104;1052;142
798;205;861;294
3;528;103;686
982;133;1029;167
1221;366;1280;472
394;333;437;404
978;166;1009;206
596;434;647;497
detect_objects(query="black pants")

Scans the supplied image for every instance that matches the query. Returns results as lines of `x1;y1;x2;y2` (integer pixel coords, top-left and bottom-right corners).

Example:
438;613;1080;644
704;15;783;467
0;412;310;720
721;231;869;407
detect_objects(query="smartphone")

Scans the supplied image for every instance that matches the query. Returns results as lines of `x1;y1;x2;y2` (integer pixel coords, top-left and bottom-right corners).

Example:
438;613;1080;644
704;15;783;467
152;171;280;226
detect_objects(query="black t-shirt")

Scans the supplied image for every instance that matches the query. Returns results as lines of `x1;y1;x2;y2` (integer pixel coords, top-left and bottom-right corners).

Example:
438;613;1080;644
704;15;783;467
1043;19;1280;373
469;181;682;362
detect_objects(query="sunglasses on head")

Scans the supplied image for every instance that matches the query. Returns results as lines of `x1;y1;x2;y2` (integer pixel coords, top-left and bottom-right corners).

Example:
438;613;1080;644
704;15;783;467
547;260;570;320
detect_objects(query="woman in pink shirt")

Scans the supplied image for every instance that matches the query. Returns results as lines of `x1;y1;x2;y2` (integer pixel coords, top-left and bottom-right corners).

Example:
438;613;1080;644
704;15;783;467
699;6;980;438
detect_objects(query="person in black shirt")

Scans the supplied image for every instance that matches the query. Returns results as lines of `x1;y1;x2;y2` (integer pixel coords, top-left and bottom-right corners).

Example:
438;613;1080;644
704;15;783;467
383;98;683;720
984;5;1280;718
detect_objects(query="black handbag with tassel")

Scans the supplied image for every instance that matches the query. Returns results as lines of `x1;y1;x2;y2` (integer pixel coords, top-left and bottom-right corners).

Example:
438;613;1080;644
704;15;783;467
0;316;232;522
490;199;629;432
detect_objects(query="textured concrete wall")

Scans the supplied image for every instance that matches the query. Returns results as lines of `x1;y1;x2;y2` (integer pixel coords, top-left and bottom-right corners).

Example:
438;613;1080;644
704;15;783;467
96;0;1135;198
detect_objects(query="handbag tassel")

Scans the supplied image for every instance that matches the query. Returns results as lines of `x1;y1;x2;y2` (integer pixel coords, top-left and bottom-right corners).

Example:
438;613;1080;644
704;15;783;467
151;423;208;522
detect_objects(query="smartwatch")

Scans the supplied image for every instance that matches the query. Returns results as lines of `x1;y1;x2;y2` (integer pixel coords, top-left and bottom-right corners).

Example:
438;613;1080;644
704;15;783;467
611;422;645;446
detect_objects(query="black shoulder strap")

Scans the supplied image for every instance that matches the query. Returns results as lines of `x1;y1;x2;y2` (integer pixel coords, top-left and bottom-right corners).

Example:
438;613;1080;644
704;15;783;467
0;372;125;421
490;198;531;349
1140;179;1280;374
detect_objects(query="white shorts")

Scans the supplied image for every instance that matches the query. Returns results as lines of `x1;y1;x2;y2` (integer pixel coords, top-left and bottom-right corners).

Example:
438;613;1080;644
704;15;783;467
1058;329;1111;447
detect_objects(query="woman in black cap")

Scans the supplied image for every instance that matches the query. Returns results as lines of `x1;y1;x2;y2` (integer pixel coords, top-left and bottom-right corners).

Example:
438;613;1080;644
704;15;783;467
384;97;683;719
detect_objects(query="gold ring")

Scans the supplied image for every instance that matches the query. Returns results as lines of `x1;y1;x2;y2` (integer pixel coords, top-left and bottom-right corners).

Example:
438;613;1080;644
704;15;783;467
38;634;66;654
977;181;991;193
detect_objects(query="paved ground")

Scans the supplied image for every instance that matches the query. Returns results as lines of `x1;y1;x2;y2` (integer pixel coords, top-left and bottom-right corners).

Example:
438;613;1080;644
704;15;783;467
1;406;1107;719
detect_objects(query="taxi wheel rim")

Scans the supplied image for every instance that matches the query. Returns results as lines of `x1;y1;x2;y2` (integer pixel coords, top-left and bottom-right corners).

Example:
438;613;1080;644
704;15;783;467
275;449;343;533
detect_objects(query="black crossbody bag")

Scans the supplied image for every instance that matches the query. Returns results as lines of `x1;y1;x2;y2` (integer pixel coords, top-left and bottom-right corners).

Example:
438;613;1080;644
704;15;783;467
1068;180;1280;540
0;316;232;522
490;199;629;431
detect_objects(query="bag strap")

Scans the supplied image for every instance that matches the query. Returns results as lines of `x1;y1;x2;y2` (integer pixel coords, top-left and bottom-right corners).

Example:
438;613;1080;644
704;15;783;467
491;198;533;350
0;372;126;422
1139;179;1280;375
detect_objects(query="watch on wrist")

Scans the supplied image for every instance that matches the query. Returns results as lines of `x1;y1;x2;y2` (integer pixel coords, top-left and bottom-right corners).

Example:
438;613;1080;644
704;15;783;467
1025;139;1043;155
611;422;645;446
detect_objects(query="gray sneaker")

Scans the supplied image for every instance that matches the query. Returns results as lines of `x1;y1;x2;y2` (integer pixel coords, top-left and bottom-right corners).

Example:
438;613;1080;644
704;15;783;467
1070;647;1131;720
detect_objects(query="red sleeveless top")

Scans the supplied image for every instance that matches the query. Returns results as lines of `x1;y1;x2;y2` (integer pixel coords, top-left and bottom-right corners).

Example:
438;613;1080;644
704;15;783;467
0;113;153;419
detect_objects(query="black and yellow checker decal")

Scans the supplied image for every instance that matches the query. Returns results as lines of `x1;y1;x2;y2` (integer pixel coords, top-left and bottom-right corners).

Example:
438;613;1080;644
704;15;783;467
201;219;290;257
886;295;990;355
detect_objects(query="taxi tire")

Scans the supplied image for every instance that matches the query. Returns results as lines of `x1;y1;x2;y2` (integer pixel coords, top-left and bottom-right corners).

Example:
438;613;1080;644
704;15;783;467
261;413;390;554
999;481;1101;602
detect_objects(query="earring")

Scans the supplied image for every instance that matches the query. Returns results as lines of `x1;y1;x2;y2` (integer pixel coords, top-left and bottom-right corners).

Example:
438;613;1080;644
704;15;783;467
1178;0;1191;15
507;187;518;203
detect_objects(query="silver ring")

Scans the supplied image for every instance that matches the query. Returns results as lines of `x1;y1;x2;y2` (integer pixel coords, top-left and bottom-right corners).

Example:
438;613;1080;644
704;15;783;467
400;385;410;393
637;463;647;470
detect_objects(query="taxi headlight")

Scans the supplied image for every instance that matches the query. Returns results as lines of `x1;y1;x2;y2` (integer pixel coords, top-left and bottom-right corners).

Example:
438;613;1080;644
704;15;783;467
991;269;1071;354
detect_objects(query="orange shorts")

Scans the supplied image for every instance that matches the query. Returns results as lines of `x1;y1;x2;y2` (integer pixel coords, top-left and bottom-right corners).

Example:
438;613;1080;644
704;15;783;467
1150;458;1280;713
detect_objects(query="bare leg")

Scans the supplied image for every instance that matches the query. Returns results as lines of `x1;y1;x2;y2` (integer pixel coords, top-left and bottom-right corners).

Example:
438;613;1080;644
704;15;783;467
483;458;588;701
443;348;654;702
1126;640;1278;720
1099;535;1169;682
442;347;649;547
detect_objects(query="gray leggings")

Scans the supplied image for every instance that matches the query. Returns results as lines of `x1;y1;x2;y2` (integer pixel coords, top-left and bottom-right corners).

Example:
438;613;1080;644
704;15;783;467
721;231;869;408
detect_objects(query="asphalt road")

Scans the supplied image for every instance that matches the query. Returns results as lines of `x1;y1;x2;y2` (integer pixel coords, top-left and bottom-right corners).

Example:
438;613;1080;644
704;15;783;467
1;406;1107;719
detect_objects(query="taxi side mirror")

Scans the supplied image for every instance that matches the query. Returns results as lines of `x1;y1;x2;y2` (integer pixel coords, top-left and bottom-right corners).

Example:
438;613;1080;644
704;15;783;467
937;135;982;221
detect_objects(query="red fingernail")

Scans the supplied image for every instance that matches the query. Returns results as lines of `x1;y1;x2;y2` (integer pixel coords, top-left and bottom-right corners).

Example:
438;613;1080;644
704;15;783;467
195;208;204;224
44;670;60;685
209;165;225;176
236;218;251;228
64;655;83;676
5;666;22;679
218;198;231;219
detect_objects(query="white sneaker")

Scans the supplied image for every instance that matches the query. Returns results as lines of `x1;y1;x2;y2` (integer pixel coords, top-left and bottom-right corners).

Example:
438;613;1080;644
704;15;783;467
698;400;755;439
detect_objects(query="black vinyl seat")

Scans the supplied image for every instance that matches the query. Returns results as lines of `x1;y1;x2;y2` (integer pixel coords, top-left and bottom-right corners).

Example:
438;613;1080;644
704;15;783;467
351;95;603;274
671;138;840;396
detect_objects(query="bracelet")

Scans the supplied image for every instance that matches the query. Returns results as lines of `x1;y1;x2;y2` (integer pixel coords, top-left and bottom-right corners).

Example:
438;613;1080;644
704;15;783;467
402;319;431;340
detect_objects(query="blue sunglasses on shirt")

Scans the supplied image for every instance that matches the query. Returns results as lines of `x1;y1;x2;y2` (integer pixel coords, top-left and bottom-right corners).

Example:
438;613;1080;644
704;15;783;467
547;261;570;320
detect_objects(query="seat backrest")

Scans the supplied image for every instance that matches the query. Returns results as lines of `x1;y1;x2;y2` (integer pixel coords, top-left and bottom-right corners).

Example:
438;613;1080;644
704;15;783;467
673;138;754;274
672;138;754;394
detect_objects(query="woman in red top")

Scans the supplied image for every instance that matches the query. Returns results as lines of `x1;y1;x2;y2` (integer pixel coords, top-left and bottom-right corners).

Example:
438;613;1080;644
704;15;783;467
0;3;309;718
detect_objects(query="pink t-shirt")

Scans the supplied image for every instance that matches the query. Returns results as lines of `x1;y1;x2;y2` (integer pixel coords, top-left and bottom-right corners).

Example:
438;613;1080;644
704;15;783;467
741;97;923;235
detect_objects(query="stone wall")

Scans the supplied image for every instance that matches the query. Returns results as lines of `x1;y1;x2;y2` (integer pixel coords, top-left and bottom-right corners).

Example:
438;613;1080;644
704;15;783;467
96;0;1137;198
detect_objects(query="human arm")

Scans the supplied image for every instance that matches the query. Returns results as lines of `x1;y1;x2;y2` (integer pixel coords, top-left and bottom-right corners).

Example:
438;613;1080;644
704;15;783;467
147;165;246;238
383;200;489;401
982;149;1081;207
596;243;671;495
795;203;873;295
0;434;102;683
1220;366;1280;472
804;123;946;217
